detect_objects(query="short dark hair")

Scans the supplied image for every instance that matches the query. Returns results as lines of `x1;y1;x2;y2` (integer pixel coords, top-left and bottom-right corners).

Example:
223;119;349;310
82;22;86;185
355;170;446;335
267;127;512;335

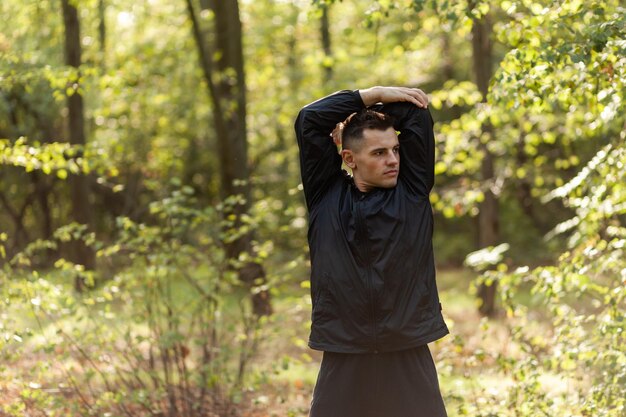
341;109;394;150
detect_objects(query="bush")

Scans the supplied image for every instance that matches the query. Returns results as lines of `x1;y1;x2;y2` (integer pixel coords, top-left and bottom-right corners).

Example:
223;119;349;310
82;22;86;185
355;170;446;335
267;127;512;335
0;187;264;416
457;139;626;417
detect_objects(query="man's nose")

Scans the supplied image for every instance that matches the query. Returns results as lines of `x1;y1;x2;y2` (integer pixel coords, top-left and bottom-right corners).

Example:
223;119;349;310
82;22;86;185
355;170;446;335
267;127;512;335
387;152;399;166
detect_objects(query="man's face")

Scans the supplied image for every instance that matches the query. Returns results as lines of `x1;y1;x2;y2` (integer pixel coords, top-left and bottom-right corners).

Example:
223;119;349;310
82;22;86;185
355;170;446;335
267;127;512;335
342;127;400;192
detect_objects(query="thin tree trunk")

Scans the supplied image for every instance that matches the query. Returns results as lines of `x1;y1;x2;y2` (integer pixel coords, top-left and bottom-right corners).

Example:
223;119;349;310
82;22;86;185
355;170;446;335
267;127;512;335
32;172;55;265
61;0;95;291
98;0;106;68
279;3;301;178
320;3;333;82
212;0;248;198
287;4;302;92
470;4;499;316
0;187;32;254
186;0;271;317
441;32;462;119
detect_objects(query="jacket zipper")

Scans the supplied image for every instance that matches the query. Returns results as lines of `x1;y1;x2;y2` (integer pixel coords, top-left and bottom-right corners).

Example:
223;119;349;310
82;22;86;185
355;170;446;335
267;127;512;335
356;196;379;353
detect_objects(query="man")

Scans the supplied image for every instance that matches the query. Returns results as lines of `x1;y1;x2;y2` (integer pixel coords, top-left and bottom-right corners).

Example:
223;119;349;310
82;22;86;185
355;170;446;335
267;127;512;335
294;86;449;417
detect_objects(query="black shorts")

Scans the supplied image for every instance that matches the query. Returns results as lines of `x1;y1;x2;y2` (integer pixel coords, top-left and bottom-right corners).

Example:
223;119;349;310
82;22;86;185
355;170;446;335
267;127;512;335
309;344;448;417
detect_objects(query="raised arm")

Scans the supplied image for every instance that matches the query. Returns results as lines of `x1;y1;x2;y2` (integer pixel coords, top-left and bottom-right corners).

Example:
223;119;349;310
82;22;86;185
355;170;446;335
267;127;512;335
378;101;435;197
359;86;429;108
295;87;433;206
294;90;365;208
364;87;434;197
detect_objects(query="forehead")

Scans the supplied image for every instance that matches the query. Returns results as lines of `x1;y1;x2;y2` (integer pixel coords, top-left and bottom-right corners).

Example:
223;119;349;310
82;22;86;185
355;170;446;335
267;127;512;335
360;128;399;150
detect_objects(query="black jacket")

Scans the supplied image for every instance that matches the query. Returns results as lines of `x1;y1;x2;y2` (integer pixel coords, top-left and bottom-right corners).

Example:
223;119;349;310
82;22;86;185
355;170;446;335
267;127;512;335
295;90;449;353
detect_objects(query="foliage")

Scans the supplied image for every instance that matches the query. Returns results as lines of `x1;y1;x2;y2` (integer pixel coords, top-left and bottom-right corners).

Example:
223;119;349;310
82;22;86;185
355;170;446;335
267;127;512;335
1;0;625;415
0;188;266;415
463;135;626;417
1;137;118;179
453;2;625;415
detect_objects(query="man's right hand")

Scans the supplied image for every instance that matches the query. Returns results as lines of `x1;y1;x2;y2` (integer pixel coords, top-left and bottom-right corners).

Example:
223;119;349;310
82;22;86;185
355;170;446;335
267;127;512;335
359;86;429;108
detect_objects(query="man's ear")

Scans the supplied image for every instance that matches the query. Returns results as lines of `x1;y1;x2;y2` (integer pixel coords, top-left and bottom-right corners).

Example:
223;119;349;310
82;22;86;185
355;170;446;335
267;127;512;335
341;149;356;169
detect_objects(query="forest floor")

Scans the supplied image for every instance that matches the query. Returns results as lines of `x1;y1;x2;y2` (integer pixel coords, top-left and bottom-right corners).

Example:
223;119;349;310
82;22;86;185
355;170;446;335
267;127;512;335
2;267;565;417
239;267;543;417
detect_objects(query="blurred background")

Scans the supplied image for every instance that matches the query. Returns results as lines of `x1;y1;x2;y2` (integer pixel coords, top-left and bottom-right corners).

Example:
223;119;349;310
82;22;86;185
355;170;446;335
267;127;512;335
0;0;624;416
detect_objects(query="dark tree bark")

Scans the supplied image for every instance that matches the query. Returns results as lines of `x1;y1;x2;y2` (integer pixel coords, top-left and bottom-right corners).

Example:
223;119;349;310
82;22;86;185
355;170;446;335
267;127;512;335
186;0;271;317
61;0;95;291
211;0;249;200
98;0;106;68
470;4;499;316
32;171;56;264
287;4;302;92
320;3;333;82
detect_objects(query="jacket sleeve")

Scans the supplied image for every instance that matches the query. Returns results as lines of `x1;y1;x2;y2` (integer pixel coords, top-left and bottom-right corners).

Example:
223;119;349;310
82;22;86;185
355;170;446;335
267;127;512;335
376;102;435;197
294;90;365;208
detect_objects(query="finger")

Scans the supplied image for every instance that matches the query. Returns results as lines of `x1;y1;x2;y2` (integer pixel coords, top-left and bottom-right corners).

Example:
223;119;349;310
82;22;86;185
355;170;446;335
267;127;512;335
397;88;421;105
332;134;339;146
416;90;430;106
405;88;428;107
331;123;344;146
404;93;421;107
414;90;429;107
409;93;427;108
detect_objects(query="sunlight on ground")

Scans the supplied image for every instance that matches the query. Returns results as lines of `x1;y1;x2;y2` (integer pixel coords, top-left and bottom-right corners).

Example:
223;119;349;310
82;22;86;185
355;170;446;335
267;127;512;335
2;267;589;417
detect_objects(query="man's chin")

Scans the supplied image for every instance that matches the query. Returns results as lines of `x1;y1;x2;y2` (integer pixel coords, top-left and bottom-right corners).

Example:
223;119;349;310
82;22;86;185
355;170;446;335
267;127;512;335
378;178;398;188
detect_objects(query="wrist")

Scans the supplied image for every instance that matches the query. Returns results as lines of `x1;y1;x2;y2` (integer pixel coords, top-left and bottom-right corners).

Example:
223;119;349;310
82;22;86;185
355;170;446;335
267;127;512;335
359;87;382;106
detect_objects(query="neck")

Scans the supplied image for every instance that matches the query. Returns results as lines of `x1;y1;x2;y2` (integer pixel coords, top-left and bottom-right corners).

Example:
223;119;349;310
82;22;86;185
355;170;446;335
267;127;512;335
353;176;373;193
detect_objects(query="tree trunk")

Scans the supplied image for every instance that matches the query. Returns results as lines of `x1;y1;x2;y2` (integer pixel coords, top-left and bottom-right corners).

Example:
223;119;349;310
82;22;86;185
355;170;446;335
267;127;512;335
187;0;271;317
32;171;55;265
61;0;95;291
98;0;106;68
320;3;333;82
441;32;462;119
470;5;499;316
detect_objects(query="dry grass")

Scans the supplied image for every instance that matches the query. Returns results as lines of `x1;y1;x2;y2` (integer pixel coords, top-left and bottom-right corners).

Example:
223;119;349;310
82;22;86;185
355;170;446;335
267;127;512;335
2;267;565;417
